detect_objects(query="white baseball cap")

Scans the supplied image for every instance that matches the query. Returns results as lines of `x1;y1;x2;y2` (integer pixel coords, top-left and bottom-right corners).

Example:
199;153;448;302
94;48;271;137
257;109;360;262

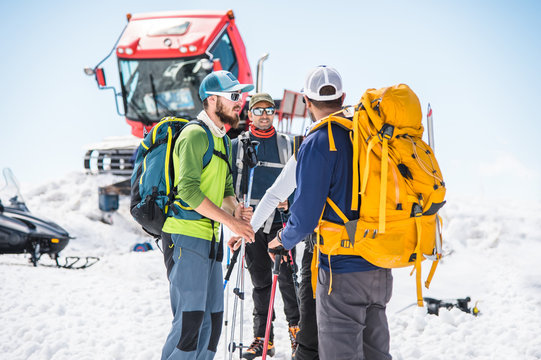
302;65;343;101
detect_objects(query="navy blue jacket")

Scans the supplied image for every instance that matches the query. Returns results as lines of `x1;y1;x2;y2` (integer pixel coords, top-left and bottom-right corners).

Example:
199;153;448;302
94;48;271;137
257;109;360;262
281;121;379;273
232;132;294;225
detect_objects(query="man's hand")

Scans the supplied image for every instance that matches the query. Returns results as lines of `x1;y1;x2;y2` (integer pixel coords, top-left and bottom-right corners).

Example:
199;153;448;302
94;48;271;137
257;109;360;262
227;236;243;251
227;217;255;243
268;237;288;263
234;203;253;222
277;200;289;212
268;237;281;250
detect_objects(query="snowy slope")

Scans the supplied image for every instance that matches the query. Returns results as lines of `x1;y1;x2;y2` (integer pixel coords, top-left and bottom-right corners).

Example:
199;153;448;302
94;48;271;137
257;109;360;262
0;172;540;360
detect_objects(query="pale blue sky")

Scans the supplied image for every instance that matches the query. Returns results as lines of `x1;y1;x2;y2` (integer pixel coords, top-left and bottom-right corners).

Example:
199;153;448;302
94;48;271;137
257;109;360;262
1;0;540;201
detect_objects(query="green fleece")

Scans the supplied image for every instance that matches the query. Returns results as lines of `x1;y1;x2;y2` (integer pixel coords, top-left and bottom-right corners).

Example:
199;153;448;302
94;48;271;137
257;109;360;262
162;124;234;240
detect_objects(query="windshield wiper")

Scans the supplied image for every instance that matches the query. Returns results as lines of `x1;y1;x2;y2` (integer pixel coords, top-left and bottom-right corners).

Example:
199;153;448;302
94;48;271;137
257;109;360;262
128;102;153;126
149;74;176;117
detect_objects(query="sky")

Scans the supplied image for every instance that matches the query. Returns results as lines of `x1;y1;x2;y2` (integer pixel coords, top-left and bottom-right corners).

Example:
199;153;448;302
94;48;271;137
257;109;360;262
1;0;540;202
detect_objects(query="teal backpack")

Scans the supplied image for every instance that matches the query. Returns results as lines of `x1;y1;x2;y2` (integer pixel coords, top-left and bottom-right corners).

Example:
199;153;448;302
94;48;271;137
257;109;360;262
130;117;231;237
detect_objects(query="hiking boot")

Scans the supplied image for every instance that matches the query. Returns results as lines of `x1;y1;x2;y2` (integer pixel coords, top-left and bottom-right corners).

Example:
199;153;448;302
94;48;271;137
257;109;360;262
288;325;300;358
242;337;275;359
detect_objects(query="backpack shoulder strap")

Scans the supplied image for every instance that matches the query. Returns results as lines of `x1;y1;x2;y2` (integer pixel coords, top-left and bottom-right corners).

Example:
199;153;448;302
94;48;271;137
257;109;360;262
293;135;304;160
234;132;250;195
185;120;215;168
216;135;232;174
276;132;292;165
223;135;231;160
308;111;353;152
235;131;250;167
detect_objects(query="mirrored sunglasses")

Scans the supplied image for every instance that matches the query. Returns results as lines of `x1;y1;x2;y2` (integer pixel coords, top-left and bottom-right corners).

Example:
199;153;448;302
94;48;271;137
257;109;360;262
206;91;241;102
251;107;275;116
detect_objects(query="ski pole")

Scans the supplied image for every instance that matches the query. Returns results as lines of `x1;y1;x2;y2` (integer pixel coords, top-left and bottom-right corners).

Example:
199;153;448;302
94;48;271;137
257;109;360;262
426;104;443;258
288;250;301;309
224;246;231;359
235;142;258;359
228;237;246;360
278;208;300;307
262;250;282;360
228;141;259;359
225;140;259;289
224;140;259;360
224;248;241;289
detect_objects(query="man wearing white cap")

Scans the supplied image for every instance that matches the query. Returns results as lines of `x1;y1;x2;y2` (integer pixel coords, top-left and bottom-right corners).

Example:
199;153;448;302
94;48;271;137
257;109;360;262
161;70;255;360
268;66;392;360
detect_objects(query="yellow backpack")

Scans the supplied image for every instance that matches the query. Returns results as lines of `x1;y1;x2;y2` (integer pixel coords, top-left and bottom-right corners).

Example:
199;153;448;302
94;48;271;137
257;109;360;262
311;84;446;306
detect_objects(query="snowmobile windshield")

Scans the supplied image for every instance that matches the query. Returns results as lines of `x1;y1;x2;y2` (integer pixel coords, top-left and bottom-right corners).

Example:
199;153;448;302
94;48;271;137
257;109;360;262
119;56;213;123
0;168;27;211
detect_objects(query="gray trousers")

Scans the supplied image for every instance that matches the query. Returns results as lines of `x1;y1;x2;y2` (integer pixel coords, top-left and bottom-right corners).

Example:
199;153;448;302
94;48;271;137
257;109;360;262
161;233;223;360
316;268;393;360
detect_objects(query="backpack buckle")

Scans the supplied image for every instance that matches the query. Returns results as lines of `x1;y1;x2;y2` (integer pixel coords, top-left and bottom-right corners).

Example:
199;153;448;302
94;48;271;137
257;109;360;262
412;203;423;217
341;239;352;248
378;124;394;141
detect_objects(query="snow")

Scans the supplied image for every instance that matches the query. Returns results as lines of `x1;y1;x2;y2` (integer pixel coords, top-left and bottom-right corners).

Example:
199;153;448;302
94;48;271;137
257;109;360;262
1;172;540;359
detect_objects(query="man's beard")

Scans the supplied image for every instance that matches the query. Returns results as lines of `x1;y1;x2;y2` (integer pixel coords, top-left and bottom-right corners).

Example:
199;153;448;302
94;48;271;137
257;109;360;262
215;98;240;128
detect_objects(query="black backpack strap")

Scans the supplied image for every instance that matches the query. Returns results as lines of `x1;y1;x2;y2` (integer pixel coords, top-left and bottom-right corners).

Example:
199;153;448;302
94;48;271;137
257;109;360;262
213;148;232;174
293;135;304;160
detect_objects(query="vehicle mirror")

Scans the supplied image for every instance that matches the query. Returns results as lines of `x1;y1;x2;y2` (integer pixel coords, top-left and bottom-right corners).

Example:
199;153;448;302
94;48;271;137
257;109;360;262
83;67;95;76
193;58;213;73
96;68;107;87
213;59;223;71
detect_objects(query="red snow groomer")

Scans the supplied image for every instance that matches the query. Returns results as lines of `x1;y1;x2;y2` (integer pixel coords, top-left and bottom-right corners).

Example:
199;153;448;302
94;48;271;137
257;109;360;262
84;9;307;178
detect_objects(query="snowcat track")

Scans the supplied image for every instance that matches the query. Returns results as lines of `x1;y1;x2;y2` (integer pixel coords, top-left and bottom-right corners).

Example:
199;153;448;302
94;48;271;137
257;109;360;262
84;148;136;176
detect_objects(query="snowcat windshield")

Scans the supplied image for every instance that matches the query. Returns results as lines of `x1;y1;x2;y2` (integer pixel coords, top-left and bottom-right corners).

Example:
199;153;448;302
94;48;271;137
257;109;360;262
119;57;212;123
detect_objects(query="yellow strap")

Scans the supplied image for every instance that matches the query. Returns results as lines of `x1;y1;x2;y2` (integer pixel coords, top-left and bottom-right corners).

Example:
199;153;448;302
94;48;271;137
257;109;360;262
378;138;389;233
326;197;349;223
173;201;193;211
414;215;423;307
310;239;319;299
141;140;149;150
311;205;327;298
360;136;379;195
327;120;337;151
425;260;439;289
351;110;360;210
165;127;173;195
326;242;342;295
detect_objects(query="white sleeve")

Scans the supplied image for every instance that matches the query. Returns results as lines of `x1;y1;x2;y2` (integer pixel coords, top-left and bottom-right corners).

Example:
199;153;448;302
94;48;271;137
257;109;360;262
251;156;297;231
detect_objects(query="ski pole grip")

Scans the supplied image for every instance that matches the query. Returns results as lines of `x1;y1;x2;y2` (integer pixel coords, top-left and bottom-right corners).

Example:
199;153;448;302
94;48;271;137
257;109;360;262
272;253;281;275
224;248;240;282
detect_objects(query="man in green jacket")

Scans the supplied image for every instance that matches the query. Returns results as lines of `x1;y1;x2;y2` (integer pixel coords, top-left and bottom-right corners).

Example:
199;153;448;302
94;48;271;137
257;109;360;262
161;70;255;360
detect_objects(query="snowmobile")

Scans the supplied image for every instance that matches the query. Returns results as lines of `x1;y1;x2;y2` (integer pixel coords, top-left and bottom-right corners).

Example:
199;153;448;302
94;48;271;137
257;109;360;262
0;168;71;266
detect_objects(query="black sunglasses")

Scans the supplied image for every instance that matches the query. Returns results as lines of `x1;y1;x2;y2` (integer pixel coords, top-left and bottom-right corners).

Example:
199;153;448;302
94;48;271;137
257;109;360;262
251;107;275;116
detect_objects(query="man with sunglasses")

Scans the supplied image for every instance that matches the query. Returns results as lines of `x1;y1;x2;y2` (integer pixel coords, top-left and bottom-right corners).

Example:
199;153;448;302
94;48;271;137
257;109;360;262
161;70;255;360
230;93;300;359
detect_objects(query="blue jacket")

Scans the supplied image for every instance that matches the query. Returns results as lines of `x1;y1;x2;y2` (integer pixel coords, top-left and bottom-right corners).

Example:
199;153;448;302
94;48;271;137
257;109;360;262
281;121;379;273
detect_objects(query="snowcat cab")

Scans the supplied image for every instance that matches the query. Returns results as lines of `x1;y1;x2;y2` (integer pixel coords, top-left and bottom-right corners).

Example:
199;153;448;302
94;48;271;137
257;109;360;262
84;10;254;175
